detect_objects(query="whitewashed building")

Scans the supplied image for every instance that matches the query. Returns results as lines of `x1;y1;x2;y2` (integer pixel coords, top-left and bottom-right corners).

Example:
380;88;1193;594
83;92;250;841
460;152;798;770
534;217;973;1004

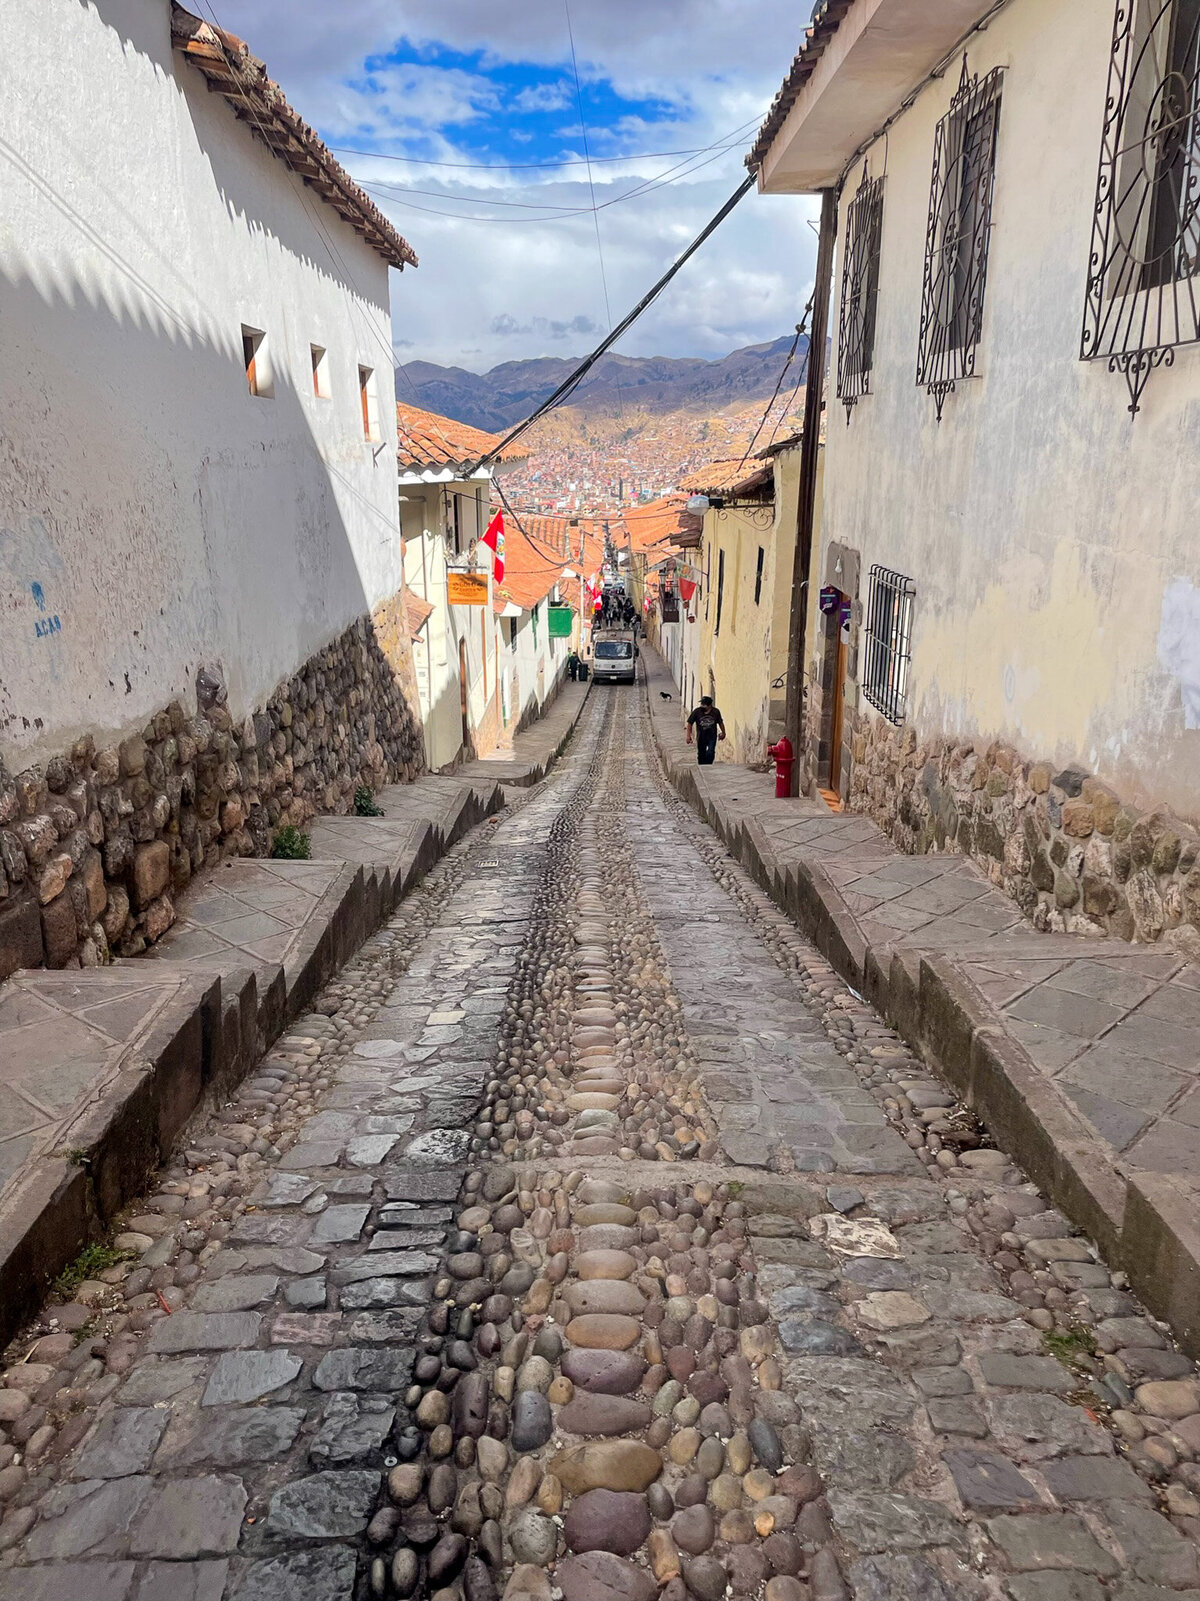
396;406;524;769
0;0;424;970
753;0;1200;947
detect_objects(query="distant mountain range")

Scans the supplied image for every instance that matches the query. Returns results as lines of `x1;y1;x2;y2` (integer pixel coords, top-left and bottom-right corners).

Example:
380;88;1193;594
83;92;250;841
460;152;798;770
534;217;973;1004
396;334;810;432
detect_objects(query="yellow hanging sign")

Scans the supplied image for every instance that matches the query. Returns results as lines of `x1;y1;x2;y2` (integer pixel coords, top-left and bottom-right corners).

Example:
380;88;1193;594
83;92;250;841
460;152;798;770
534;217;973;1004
447;571;489;606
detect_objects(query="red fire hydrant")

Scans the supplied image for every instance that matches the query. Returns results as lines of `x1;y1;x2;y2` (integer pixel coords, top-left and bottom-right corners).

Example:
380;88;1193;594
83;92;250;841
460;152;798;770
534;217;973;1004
767;736;794;799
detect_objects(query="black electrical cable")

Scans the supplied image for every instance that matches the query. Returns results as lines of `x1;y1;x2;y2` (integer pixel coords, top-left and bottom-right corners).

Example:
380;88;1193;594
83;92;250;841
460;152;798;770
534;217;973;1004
468;171;756;471
733;296;814;474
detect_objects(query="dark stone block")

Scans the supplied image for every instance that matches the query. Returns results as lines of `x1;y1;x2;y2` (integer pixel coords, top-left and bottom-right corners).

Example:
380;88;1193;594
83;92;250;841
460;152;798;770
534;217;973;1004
1054;768;1089;799
0;892;43;978
943;1448;1040;1509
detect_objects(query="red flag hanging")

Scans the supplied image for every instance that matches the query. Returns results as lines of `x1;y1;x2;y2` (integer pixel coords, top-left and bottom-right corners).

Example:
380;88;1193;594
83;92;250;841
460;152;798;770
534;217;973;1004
480;511;506;585
679;574;697;603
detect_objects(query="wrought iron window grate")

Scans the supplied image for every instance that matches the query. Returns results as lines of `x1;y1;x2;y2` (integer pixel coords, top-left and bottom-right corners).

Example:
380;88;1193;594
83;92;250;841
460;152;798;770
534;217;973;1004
1083;0;1200;414
917;58;1004;420
863;565;916;724
837;167;885;420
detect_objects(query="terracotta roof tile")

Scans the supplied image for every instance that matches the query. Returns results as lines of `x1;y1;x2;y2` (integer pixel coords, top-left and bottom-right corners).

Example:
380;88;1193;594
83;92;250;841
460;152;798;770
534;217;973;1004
746;0;856;175
492;518;573;612
403;592;435;637
613;495;689;553
171;4;417;270
396;404;525;474
679;459;774;498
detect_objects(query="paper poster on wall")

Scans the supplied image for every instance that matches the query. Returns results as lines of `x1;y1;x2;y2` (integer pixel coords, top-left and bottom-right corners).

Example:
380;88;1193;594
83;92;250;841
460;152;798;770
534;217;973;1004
447;571;489;606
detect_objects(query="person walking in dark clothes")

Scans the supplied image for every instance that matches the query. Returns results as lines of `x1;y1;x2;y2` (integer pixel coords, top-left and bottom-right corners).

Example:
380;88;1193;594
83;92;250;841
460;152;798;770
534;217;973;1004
686;696;725;765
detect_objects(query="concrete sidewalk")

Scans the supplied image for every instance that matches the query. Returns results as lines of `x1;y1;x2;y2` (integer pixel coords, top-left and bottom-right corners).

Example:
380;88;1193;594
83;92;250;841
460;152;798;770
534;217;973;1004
0;680;590;1346
458;677;590;788
643;648;1200;1352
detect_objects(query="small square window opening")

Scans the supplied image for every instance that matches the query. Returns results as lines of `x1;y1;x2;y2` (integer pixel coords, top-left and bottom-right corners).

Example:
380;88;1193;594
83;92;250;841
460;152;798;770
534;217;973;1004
311;344;331;398
242;325;270;398
359;365;380;441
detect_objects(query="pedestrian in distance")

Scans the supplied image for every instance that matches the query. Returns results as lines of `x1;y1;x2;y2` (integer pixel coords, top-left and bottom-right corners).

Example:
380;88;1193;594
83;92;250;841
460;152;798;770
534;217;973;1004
686;695;725;766
566;650;579;682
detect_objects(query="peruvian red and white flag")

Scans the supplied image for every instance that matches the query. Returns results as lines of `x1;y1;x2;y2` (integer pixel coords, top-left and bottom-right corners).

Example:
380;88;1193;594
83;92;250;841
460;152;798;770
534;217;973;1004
480;510;505;585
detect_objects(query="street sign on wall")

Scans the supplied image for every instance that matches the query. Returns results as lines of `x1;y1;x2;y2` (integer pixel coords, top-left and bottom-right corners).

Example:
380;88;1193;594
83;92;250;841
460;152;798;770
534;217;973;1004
447;571;489;606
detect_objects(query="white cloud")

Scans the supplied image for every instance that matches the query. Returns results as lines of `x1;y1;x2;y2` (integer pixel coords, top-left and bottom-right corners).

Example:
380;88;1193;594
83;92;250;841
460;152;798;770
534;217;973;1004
490;312;601;339
510;82;575;114
212;0;823;370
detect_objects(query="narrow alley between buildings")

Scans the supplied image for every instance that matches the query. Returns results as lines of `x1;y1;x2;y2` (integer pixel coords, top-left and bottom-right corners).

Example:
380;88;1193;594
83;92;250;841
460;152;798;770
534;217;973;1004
3;681;1199;1601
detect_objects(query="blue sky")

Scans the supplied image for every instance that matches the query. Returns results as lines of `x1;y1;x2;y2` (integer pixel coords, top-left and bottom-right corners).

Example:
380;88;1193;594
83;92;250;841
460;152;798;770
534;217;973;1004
215;1;820;370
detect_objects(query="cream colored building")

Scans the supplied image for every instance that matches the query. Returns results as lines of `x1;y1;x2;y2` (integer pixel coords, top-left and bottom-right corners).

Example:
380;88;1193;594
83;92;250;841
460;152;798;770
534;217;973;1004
677;443;807;766
754;0;1200;943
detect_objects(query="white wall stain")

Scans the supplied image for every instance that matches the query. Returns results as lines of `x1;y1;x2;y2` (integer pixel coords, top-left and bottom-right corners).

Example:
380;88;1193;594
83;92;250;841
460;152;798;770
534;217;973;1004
1157;579;1200;730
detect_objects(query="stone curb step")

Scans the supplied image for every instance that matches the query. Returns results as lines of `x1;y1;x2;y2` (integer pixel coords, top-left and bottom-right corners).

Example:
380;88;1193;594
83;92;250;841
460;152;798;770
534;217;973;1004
638;659;1200;1362
0;689;590;1350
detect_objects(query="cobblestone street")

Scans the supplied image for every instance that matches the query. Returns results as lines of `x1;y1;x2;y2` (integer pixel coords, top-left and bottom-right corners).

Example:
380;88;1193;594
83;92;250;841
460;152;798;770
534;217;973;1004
4;685;1200;1601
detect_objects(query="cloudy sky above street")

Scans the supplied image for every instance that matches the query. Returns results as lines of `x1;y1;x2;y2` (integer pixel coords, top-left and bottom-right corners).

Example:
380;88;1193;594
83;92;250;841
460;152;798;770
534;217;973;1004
214;0;821;373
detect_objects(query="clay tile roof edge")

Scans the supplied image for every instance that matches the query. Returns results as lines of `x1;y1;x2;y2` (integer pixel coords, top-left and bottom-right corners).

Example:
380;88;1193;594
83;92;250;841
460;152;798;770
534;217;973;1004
395;403;525;471
170;4;417;270
679;459;775;498
403;593;435;637
746;0;856;175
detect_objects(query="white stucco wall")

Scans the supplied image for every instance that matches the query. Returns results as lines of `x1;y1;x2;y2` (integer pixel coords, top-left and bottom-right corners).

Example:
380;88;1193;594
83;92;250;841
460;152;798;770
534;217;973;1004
0;0;404;767
401;482;498;771
508;603;569;730
815;0;1200;817
399;478;574;769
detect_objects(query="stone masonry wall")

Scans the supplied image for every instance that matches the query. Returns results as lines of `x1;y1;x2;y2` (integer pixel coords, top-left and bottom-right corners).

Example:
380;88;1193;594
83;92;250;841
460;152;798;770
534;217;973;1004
0;596;424;979
849;714;1200;957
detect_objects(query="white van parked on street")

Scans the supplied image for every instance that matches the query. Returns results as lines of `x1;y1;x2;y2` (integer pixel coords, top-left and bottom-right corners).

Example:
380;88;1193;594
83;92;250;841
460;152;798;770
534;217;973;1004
591;628;637;685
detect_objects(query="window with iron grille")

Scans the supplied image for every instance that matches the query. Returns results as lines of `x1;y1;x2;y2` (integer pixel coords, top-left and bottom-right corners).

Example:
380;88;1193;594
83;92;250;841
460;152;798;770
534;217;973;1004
837;167;885;419
917;58;1004;421
1083;0;1200;414
862;565;916;724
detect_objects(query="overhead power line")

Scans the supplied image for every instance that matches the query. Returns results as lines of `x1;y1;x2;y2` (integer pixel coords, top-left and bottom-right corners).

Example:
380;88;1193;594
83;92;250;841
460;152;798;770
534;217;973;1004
733;298;814;473
468;171;756;471
359;136;750;225
329;137;758;172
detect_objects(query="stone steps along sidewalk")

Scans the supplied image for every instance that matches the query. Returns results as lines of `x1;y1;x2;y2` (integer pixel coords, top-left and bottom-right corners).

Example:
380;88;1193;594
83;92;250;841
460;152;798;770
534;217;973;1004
640;649;1200;1362
459;679;592;789
0;688;590;1351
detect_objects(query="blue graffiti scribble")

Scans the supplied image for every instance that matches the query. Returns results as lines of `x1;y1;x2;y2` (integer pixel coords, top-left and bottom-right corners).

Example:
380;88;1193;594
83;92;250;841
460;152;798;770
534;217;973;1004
31;582;46;612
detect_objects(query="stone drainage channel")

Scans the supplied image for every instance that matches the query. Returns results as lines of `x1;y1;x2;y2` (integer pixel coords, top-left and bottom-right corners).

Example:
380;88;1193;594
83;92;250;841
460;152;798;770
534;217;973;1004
1;693;1200;1601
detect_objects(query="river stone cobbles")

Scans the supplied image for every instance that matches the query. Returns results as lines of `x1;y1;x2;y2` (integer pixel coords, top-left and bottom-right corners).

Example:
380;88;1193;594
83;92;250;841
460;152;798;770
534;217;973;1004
563;1488;651;1555
5;691;1200;1601
557;1551;658;1601
561;1350;646;1394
